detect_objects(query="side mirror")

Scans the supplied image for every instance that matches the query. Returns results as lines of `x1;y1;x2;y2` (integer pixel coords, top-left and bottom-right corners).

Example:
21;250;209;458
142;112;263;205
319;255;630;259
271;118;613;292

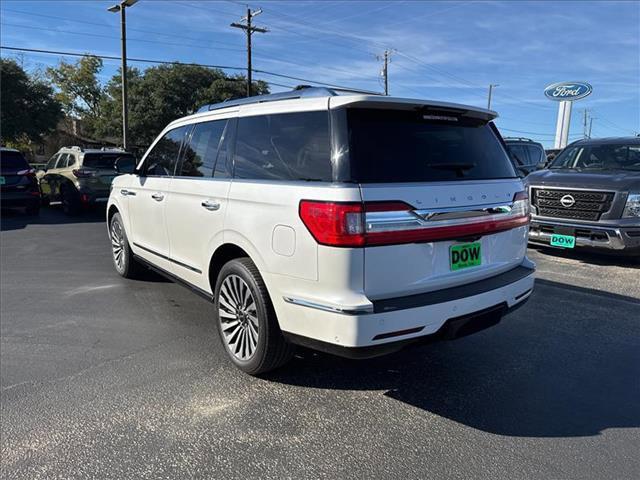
516;166;528;178
536;161;547;170
114;157;136;174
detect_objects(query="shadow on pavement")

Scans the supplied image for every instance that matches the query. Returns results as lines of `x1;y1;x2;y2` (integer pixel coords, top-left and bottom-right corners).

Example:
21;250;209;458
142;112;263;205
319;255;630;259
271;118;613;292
0;206;106;232
265;279;640;438
530;245;639;269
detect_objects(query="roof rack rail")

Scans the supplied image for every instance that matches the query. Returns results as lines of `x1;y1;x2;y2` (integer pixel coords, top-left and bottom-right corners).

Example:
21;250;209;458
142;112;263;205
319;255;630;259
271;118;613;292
197;86;382;113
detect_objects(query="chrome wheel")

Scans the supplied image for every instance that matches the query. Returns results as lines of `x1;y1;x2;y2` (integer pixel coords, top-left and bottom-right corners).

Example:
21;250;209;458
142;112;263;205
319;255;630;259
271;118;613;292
218;275;259;361
110;219;125;272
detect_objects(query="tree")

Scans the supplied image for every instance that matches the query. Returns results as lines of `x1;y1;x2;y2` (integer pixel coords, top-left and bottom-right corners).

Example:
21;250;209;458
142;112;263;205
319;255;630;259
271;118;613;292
46;56;105;123
94;63;269;146
0;58;63;143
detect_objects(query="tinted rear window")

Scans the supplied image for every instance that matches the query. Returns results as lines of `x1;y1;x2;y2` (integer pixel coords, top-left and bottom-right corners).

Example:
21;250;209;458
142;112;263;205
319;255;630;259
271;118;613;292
346;109;516;183
0;150;29;172
83;153;135;169
234;111;331;181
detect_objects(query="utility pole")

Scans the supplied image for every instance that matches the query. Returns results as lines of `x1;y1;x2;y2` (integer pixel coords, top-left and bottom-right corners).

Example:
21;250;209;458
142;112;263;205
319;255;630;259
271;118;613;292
377;49;393;95
588;116;595;138
231;8;268;97
108;0;137;151
487;84;499;110
583;108;589;138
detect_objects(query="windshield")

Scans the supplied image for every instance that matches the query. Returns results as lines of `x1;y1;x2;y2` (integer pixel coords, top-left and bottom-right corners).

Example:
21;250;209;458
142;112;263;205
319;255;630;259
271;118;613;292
82;152;135;169
550;143;640;171
0;150;29;173
346;108;516;183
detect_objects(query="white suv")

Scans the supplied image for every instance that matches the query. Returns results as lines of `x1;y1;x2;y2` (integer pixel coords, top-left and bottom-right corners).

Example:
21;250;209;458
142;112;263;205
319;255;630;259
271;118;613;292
107;87;535;374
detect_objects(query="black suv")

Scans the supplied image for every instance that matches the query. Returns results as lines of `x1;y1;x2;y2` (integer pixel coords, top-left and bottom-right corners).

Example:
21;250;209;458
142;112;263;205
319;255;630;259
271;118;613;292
504;137;546;176
526;137;640;257
0;147;41;215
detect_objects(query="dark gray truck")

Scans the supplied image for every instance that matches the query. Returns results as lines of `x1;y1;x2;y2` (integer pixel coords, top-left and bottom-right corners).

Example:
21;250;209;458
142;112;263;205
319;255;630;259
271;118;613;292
525;137;640;258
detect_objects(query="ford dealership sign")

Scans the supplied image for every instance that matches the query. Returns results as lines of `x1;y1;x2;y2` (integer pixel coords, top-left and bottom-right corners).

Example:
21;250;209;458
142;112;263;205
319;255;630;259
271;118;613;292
544;81;592;101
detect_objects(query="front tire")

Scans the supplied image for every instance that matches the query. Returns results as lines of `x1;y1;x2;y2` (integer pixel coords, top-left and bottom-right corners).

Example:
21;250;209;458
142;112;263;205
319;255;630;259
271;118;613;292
214;258;294;375
109;212;141;279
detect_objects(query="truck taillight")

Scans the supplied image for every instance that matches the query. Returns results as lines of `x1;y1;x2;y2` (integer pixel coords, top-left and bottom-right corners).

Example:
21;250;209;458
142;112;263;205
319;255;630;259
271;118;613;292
300;193;530;248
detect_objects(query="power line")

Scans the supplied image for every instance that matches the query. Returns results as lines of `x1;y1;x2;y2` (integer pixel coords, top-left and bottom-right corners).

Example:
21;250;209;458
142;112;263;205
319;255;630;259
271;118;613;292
0;45;363;91
0;7;241;49
0;22;244;53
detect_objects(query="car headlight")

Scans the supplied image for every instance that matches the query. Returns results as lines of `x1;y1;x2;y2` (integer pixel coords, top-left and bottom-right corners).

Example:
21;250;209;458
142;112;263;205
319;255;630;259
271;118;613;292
623;192;640;218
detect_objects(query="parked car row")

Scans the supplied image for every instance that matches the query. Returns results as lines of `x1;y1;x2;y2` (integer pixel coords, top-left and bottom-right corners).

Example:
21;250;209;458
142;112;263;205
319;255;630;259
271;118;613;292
1;146;136;216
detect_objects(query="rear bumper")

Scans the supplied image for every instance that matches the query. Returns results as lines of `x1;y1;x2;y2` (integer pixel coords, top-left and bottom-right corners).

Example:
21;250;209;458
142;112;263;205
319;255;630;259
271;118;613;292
529;219;640;254
279;261;535;357
0;190;40;208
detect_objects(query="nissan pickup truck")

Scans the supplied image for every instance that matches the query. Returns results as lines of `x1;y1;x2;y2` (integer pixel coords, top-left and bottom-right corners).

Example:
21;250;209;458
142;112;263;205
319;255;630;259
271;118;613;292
526;137;640;258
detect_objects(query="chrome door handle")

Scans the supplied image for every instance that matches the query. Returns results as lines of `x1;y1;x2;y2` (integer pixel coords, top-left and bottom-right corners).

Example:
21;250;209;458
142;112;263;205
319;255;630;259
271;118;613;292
120;189;136;196
151;192;165;202
201;200;220;211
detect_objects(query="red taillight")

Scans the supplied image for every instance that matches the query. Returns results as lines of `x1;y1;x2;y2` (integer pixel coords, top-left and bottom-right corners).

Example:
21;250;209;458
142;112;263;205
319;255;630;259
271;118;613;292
299;201;366;247
300;193;530;248
72;169;95;178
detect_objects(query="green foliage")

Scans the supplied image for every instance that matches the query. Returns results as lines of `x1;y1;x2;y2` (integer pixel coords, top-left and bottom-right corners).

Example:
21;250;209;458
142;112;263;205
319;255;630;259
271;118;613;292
0;58;63;143
95;63;269;146
46;56;105;120
10;54;270;148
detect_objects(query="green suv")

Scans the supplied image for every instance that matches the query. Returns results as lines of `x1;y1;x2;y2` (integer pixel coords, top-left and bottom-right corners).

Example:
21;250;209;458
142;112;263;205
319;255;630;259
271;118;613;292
38;146;136;214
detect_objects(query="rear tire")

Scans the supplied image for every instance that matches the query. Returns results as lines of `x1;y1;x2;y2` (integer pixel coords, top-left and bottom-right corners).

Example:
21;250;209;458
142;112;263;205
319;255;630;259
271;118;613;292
61;187;80;216
214;257;294;375
109;212;141;279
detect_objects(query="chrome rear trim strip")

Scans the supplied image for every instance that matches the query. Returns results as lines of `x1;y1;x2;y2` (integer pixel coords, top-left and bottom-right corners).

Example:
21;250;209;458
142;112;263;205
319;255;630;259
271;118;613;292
283;296;374;315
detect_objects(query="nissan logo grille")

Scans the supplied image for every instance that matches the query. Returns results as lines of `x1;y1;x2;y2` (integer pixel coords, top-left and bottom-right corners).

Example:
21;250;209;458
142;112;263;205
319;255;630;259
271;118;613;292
560;195;576;208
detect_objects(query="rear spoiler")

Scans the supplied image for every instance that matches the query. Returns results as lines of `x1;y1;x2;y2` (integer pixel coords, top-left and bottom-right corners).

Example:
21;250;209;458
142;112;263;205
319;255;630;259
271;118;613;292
329;95;498;123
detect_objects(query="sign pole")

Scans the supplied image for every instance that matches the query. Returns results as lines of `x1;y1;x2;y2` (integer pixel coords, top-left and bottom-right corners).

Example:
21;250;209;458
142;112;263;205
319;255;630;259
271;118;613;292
554;100;572;149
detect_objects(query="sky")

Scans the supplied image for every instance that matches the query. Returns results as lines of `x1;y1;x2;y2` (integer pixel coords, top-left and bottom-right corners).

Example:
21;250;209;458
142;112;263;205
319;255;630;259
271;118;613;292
1;0;639;147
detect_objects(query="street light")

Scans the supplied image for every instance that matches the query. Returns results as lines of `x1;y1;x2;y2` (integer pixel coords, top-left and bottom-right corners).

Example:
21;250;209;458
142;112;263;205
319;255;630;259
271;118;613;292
487;83;499;110
108;0;138;150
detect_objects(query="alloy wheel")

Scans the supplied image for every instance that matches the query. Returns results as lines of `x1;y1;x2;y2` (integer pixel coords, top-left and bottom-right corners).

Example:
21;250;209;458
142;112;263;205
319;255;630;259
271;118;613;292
218;275;259;361
110;219;125;272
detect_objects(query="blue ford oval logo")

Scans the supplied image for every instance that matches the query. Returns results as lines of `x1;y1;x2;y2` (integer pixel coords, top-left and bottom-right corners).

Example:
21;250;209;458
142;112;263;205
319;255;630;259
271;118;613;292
544;81;592;101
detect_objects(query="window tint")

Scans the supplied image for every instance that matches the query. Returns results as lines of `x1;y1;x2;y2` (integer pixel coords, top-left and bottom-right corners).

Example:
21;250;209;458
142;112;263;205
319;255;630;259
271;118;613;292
525;145;545;164
45;154;59;170
550;143;640;171
83;153;135;170
0;150;29;172
144;126;187;176
55;154;69;169
346;109;516;183
178;120;226;177
66;154;76;168
234;112;331;181
214;120;234;179
506;144;530;166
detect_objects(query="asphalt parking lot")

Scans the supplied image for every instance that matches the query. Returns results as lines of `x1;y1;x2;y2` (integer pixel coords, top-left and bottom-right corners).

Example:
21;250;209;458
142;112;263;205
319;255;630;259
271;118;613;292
1;208;639;479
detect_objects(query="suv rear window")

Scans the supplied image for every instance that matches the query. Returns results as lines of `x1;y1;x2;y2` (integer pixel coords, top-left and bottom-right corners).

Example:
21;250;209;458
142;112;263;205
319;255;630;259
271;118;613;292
83;153;135;170
0;150;29;172
346;108;516;183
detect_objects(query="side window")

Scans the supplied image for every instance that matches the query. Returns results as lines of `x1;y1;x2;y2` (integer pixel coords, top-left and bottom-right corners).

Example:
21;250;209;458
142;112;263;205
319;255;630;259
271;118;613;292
178;120;227;178
45;154;59;170
525;145;545;164
66;154;77;168
214;120;234;179
234;111;331;181
55;154;69;169
144;126;188;177
507;145;529;166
